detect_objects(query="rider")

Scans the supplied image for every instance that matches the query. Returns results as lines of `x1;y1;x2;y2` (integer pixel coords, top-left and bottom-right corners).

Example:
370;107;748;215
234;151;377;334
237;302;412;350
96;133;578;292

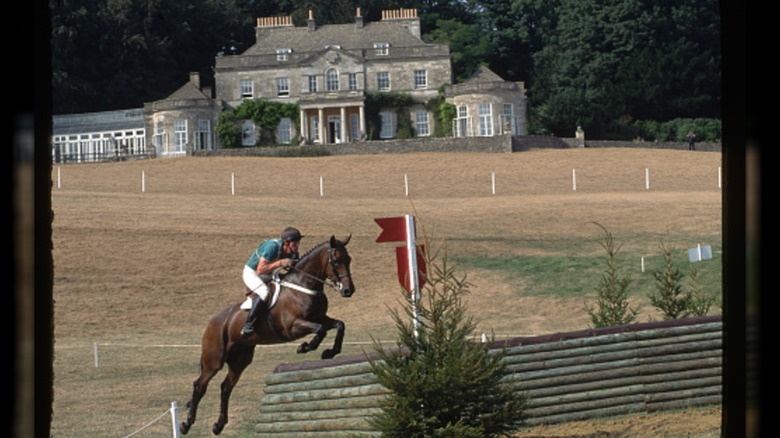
240;227;304;338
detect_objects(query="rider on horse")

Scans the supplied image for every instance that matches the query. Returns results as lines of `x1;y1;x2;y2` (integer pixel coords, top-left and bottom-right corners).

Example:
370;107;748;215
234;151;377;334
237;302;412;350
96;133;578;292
241;227;303;338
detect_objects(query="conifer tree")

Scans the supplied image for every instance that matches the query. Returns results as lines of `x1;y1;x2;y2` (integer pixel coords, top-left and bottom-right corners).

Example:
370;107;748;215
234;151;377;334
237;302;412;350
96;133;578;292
369;232;527;437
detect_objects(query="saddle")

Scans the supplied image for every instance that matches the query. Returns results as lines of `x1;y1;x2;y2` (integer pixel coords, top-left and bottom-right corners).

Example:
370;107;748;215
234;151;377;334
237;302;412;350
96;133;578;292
241;273;283;311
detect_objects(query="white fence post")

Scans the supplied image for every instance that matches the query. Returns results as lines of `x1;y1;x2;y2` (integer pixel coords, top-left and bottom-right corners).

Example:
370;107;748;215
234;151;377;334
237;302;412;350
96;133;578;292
170;401;180;438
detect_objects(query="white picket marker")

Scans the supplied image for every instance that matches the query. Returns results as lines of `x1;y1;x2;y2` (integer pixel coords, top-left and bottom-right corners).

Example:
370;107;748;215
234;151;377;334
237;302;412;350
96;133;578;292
491;172;496;195
231;173;235;195
320;176;324;197
572;169;577;191
645;168;650;190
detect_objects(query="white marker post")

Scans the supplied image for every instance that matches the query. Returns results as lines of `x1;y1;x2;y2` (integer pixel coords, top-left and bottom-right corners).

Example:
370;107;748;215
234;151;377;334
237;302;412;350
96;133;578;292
231;173;235;195
491;172;496;195
404;214;421;338
645;168;650;190
320;176;324;197
142;171;146;193
404;174;409;197
572;169;577;191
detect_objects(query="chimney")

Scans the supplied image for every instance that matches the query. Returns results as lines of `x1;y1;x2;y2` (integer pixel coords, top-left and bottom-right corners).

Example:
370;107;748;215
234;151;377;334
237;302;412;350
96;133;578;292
355;6;364;29
380;8;420;39
189;72;200;89
255;15;293;42
308;9;316;31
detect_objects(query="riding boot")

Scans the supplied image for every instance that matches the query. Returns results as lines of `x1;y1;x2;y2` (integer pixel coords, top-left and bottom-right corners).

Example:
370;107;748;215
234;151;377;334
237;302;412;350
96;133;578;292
241;296;265;338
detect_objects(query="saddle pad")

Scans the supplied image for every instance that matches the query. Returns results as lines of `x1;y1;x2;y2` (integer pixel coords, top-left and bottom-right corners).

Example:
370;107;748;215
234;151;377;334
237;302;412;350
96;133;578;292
241;282;281;310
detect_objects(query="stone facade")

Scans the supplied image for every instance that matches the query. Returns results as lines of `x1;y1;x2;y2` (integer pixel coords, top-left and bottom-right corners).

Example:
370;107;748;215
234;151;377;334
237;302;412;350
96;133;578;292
214;8;453;144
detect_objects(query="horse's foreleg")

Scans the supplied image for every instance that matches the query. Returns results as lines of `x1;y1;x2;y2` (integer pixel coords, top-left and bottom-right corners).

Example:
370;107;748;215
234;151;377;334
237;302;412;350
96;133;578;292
180;366;220;435
292;320;327;354
321;319;345;359
213;346;255;435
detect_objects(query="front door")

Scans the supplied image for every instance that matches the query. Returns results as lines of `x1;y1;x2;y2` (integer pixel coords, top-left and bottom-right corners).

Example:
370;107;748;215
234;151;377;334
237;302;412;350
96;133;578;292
328;116;341;144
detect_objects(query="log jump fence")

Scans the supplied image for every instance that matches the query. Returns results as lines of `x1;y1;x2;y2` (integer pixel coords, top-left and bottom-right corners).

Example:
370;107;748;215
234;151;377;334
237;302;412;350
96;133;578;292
254;315;722;437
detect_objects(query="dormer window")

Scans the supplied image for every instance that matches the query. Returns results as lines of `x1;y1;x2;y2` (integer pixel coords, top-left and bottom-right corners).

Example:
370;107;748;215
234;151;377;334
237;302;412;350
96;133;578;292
373;42;389;56
326;44;342;50
276;48;291;61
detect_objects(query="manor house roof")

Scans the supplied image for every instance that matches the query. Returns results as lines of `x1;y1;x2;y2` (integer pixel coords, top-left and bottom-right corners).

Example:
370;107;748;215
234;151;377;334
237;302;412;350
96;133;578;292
243;12;429;56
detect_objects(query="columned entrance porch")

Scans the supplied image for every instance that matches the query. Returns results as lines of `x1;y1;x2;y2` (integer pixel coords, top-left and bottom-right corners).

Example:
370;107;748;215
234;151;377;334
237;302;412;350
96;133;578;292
299;102;365;145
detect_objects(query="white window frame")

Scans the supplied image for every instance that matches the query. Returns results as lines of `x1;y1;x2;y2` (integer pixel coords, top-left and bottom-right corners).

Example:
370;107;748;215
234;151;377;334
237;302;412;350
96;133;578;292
276;117;292;144
240;79;253;99
173;119;188;153
377;72;390;91
195;119;212;150
379;111;395;139
276;48;291;61
308;75;318;93
275;77;290;97
374;42;389;56
241;120;256;146
414;70;428;89
479;103;493;137
350;113;360;140
348;73;358;91
415;110;430;136
325;68;339;91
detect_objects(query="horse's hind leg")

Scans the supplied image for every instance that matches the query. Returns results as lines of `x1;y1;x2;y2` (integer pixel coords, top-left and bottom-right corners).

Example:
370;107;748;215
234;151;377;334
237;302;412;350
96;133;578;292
213;346;255;435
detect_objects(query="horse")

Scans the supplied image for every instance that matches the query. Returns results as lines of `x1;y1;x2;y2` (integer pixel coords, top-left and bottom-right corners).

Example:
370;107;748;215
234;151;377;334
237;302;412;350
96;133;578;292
179;235;356;435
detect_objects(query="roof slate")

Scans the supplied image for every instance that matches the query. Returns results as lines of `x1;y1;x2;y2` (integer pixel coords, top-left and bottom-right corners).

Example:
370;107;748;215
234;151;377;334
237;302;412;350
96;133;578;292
245;21;428;56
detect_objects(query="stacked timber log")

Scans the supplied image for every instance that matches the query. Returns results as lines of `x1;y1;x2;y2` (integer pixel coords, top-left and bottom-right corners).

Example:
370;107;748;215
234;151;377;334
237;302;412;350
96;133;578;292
255;316;722;436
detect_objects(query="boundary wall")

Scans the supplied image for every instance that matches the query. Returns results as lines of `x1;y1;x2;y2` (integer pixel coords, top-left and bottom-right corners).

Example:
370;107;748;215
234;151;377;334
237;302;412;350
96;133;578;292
254;315;722;436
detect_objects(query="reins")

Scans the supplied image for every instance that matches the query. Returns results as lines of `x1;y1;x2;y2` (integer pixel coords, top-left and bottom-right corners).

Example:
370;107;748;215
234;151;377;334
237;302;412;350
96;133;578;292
287;245;351;292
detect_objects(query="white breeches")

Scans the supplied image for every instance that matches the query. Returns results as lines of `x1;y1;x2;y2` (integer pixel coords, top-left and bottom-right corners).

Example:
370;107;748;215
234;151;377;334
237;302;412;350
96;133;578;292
243;265;269;300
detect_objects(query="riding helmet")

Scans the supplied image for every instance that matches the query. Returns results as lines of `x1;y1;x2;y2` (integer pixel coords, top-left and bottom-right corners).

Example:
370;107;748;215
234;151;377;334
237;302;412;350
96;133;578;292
281;227;304;242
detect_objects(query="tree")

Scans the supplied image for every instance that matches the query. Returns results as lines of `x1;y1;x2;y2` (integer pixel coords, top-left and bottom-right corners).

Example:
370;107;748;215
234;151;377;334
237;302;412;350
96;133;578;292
369;233;527;437
584;222;639;328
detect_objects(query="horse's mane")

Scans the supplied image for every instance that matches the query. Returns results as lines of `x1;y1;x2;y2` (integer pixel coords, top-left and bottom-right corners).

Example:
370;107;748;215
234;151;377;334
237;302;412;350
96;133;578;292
299;241;328;261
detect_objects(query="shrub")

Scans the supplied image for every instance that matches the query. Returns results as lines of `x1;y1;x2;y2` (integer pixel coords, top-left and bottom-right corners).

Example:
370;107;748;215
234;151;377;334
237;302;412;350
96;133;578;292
369;232;527;437
584;222;639;328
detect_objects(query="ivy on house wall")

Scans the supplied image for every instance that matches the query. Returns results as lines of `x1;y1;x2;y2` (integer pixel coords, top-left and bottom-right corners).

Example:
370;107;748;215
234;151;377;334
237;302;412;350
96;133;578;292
364;91;419;140
216;99;300;147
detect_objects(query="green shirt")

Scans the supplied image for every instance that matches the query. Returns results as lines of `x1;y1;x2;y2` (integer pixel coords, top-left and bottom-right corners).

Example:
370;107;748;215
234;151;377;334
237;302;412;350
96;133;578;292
246;239;283;270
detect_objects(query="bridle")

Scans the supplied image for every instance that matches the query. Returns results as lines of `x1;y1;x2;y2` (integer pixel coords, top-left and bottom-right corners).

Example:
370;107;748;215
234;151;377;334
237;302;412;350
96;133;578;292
289;245;352;292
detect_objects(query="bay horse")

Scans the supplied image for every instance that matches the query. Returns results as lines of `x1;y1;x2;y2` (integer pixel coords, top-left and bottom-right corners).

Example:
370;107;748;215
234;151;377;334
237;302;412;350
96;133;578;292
179;235;356;435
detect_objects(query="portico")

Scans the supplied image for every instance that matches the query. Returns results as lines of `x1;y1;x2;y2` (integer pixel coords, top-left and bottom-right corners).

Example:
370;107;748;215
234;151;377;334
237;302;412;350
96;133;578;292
298;98;366;144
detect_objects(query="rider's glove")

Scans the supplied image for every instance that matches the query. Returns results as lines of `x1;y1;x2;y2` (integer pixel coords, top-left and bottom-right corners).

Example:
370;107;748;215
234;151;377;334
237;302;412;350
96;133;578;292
280;258;294;268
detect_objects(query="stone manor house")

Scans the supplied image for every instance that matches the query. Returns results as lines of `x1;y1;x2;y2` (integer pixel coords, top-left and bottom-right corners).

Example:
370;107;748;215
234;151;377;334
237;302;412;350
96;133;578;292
52;8;526;162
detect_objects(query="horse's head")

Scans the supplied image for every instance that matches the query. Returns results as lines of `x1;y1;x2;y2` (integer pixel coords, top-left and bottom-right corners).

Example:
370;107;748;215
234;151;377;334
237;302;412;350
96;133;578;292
326;234;356;297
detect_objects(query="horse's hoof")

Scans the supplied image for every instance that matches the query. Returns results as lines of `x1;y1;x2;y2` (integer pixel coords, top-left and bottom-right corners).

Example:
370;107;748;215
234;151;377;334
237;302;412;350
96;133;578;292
297;343;308;354
212;422;224;435
321;349;337;359
179;422;190;435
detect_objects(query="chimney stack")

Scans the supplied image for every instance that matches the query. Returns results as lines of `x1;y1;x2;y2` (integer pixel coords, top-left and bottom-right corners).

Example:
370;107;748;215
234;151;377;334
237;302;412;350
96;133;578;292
308;9;316;31
355;6;364;29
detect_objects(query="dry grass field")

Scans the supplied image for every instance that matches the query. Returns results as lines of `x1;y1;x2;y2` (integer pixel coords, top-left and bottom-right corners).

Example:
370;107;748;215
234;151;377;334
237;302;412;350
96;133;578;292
51;148;723;437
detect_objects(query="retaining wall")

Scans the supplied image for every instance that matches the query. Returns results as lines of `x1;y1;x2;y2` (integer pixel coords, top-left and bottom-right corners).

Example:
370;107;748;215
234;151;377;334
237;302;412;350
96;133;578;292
254;316;722;437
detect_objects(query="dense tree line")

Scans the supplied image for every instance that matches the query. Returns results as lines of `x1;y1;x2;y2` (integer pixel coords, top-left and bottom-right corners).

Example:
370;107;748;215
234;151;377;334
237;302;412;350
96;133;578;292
51;0;721;139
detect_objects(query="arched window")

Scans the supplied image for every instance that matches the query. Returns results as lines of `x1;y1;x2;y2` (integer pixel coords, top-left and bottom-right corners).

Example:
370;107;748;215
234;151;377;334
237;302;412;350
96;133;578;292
326;68;339;91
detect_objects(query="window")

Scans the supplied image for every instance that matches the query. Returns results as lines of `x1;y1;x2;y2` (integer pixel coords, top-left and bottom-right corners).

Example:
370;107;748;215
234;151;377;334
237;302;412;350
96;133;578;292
348;73;358;91
153;121;168;151
350;114;360;140
479;103;493;136
377;72;390;91
240;79;253;98
276;118;292;144
242;120;256;146
374;42;389;56
503;103;517;135
310;115;320;143
174;119;188;153
326;68;339;91
195;120;212;150
308;75;318;93
276;48;291;61
415;111;430;136
379;111;395;139
276;77;290;97
456;105;469;137
414;70;427;89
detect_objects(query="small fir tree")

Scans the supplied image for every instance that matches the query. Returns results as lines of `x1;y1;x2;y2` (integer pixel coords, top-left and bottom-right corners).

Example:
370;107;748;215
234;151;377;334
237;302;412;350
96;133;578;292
584;222;639;328
369;234;527;437
649;242;694;320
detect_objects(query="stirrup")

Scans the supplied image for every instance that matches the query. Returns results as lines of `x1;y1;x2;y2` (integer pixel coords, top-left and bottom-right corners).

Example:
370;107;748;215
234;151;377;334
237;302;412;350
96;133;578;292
241;324;254;338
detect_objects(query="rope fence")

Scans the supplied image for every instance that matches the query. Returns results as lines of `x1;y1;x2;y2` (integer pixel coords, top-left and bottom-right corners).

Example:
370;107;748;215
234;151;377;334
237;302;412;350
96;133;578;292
121;401;182;438
53;166;723;195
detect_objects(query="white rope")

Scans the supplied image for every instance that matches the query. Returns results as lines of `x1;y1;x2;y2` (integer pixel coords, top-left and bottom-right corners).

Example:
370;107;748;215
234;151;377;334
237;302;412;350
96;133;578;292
121;404;181;438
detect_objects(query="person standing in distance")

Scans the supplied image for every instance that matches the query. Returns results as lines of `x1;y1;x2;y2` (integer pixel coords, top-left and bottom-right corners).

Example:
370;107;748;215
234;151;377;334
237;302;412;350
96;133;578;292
241;227;303;338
